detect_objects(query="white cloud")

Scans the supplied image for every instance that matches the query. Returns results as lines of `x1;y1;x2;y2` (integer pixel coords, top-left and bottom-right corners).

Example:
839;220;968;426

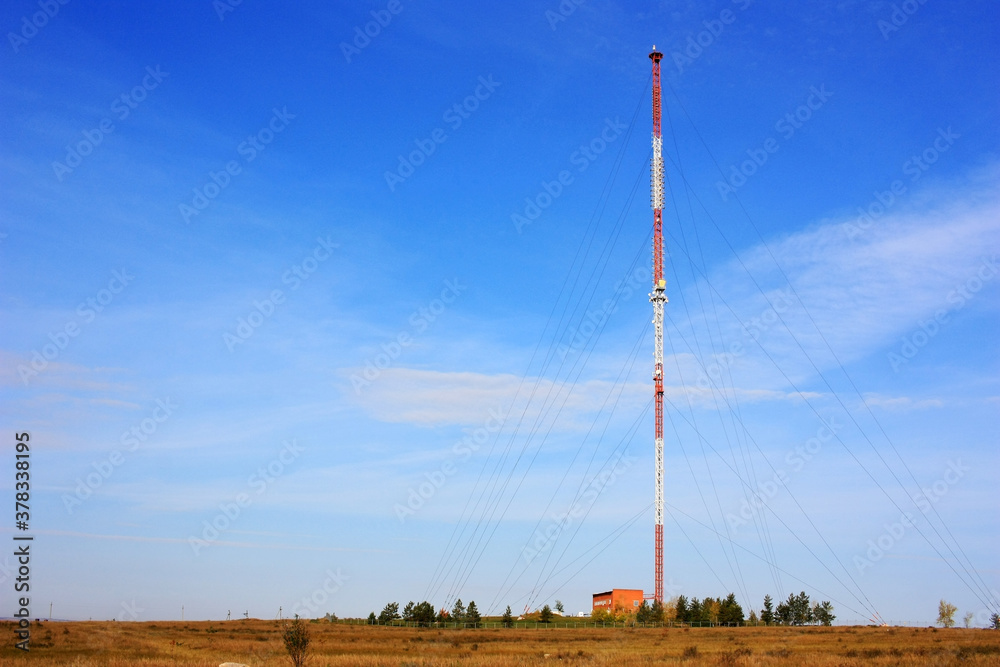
347;366;828;430
668;165;1000;391
861;393;945;411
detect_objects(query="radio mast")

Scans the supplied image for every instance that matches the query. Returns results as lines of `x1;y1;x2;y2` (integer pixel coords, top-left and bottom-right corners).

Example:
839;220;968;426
649;45;666;605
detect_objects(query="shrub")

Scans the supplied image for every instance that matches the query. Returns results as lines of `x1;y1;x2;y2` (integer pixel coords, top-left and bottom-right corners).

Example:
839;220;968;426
282;615;310;667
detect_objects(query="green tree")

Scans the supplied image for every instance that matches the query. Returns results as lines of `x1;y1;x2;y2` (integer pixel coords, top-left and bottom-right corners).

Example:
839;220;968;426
378;602;400;624
676;595;689;623
282;615;310;667
688;598;702;624
366;612;376;625
719;593;744;625
635;601;652;624
812;601;835;626
555;600;564;614
466;601;481;628
451;598;466;624
775;598;791;625
989;612;999;629
502;605;513;628
793;592;813;625
779;592;811;626
651;600;665;624
539;605;553;623
405;601;434;626
938;600;957;628
760;594;774;625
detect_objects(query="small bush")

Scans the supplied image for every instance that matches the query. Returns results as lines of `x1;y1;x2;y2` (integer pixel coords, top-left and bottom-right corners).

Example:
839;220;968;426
282;616;310;667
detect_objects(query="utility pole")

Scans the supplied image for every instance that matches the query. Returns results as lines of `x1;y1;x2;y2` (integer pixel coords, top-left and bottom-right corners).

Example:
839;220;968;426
649;45;666;606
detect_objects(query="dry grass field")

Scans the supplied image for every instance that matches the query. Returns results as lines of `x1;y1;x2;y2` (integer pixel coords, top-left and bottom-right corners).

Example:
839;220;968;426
1;619;999;666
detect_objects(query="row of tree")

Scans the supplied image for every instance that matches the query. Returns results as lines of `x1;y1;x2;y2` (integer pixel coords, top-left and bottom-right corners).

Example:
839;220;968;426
937;600;1000;629
369;599;484;627
358;595;1000;629
592;592;832;627
364;592;836;628
758;592;835;626
675;593;745;625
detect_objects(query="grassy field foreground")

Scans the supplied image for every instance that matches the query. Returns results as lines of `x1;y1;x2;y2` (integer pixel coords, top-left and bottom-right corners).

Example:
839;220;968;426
1;619;999;666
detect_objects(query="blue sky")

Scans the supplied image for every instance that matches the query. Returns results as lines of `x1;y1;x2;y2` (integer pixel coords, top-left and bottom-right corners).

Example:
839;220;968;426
1;1;997;625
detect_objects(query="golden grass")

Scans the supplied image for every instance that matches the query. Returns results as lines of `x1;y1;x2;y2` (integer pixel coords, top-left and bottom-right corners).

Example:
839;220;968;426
1;619;998;666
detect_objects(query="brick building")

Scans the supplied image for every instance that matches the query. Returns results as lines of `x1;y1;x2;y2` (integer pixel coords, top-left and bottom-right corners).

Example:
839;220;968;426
592;589;644;613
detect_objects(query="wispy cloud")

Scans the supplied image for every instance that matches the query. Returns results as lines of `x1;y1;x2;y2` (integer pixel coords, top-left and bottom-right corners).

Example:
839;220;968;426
667;164;1000;391
28;529;389;553
861;393;945;411
346;365;829;431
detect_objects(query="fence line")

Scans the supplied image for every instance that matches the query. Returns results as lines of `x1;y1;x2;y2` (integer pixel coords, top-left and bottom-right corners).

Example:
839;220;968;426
333;619;746;629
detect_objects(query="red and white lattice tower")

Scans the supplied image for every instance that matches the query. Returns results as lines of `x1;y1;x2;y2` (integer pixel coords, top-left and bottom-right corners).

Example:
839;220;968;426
649;46;666;605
